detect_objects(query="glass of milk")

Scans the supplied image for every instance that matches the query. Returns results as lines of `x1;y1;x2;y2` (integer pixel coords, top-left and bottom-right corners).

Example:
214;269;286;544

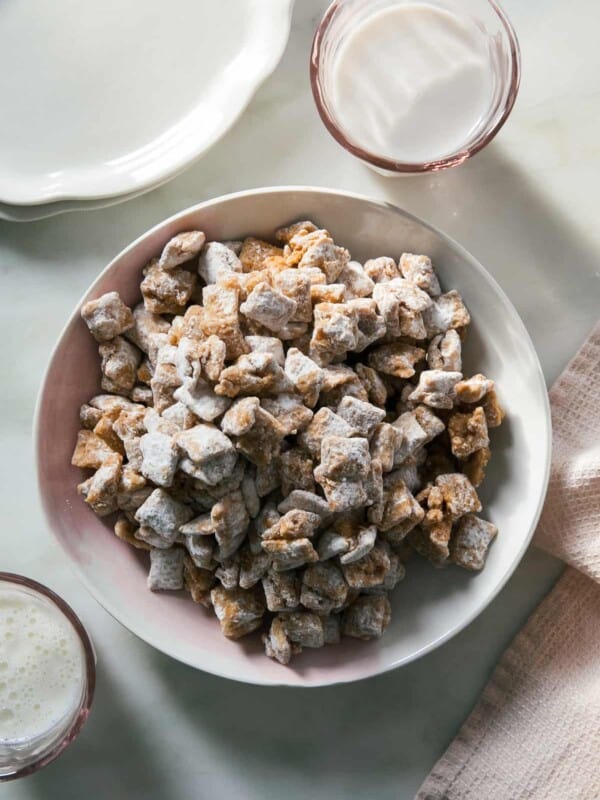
310;0;521;174
0;574;95;780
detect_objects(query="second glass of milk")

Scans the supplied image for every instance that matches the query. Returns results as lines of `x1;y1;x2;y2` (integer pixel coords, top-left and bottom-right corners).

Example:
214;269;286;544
0;574;95;781
311;0;521;174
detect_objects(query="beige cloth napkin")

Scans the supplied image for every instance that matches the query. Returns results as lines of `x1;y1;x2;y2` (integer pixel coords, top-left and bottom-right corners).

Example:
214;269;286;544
416;322;600;800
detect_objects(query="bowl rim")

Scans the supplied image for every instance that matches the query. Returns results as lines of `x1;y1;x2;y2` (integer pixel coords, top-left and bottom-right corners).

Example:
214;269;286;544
34;186;551;687
310;0;522;173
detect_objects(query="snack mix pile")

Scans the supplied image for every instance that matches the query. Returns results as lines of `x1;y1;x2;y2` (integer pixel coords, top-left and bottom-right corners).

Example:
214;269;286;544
72;221;504;664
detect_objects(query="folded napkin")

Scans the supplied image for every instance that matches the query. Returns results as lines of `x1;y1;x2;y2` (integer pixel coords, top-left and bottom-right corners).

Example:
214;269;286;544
416;322;600;800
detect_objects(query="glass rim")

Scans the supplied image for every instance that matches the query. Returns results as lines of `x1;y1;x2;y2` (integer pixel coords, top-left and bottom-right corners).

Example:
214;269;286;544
0;572;96;781
310;0;522;173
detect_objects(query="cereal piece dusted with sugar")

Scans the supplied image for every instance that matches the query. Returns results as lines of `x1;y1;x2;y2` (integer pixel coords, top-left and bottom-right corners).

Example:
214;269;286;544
159;231;206;270
223;400;287;466
79;404;104;430
114;515;149;550
339;524;378;564
435;473;482;520
298;238;350;283
363;256;400;283
280;449;316;495
72;430;119;469
454;374;494;404
399;253;441;297
135;488;193;545
310;302;359;360
427;330;462;372
211;586;265;639
346;298;387;351
370;423;399;473
262;568;300;611
314;436;371;512
262;616;296;665
448;406;489;460
261;393;313;435
184;535;216;570
372;472;424;541
450;514;497;570
277;490;330;519
200;285;248;360
215;352;291;398
212;490;250;559
245;335;285;367
139;431;179;487
462;446;491;487
368;342;425;378
124;304;170;355
262;537;319;572
78;453;122;516
147;548;185;591
174;377;231;422
284;348;324;407
99;336;142;395
281;611;325;648
141;259;196;315
355;363;387;407
263;509;321;542
310;283;346;304
342;595;391;639
240;282;297;332
341;540;391;590
272;269;312;322
481;389;505;428
373;278;432;339
300;562;348;614
392;406;445;465
275;219;318;244
215;559;240;590
298;407;358;458
238;548;270;589
337;260;375;299
336;396;386;437
183;555;215;606
408;369;463;410
423;290;471;336
81;291;134;342
197;241;243;284
175;424;237;486
239;237;283;272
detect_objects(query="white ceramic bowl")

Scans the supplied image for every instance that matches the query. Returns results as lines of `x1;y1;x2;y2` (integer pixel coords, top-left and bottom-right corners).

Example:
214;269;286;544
35;187;551;687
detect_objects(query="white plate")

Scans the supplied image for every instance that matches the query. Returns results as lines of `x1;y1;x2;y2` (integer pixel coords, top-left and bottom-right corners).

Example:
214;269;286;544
0;189;145;223
36;188;551;687
0;0;293;205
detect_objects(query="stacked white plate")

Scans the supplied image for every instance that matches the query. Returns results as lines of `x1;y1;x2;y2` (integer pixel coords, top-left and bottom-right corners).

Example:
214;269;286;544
0;0;294;221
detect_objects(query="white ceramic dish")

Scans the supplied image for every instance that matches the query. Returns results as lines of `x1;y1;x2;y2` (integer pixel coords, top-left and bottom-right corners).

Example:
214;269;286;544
0;0;293;206
35;187;551;687
0;189;146;223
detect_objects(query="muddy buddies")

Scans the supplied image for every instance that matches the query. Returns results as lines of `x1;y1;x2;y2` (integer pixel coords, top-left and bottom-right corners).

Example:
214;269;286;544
72;221;504;665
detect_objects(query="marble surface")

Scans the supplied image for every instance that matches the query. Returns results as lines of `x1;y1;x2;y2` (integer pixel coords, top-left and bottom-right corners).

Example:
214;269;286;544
2;0;599;797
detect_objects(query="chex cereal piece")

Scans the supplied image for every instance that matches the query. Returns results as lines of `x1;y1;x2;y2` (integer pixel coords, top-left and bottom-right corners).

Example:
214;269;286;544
222;399;287;466
427;330;462;372
284;348;324;407
339;524;378;564
368;342;425;378
211;586;265;639
392;406;445;465
373;278;432;339
272;269;312;322
311;284;346;304
355;363;387;406
197;241;243;284
372;472;424;541
342;595;391;639
141;259;196;315
315;436;371;483
215;352;291;398
408;369;463;410
135;488;194;545
262;538;319;572
89;394;144;413
180;512;216;536
245;335;285;366
240;282;297;332
423;290;471;336
79;404;103;430
300;562;348;614
399;253;441;297
462;446;491;488
298;407;357;458
124;304;170;355
90;411;124;456
215;559;240;590
147;548;185;591
317;528;351;561
262;568;300;612
255;460;281;497
113;407;147;440
337;260;375;299
159;231;206;270
323;615;341;644
238;549;270;589
319;363;368;405
450;514;498;571
212;490;250;559
448;406;489;460
71;430;118;469
262;617;296;665
114;515;149;550
363;256;400;283
281;612;325;648
184;535;215;570
99;336;141;395
263;509;321;541
183;555;215;606
393;456;421;493
139;431;179;487
310;302;359;360
435;473;482;520
239;237;283;272
370;423;399;473
199;285;248;360
175;424;237;486
298;238;350;283
336;396;386;437
241;472;260;518
81;291;134;342
275;219;318;244
261;393;313;435
277;490;330;519
280;449;315;495
77;453;122;516
454;374;494;404
481;389;505;428
174;377;231;422
150;360;181;414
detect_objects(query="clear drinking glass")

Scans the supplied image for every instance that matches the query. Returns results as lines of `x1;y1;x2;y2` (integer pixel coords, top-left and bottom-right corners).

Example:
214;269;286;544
0;574;95;781
310;0;521;174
